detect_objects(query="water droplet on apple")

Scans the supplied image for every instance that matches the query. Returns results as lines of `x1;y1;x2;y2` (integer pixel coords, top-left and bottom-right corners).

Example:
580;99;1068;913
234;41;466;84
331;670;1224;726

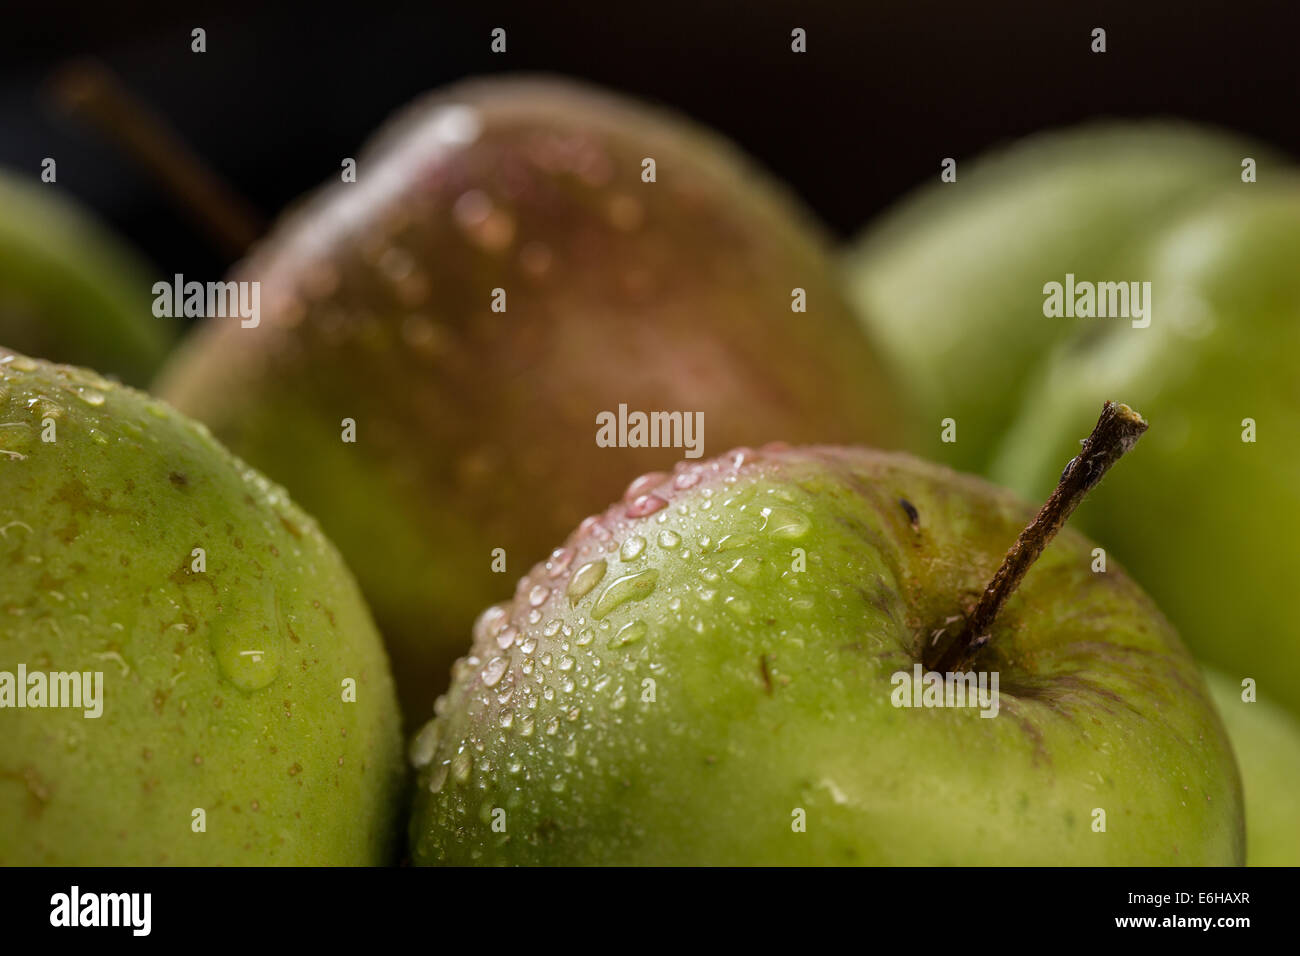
481;657;508;687
624;471;668;502
673;470;701;490
592;568;659;619
609;619;649;648
451;751;472;783
208;591;283;691
627;494;668;518
567;559;608;601
546;547;574;578
474;604;508;641
409;719;441;768
427;763;449;794
761;506;811;539
496;625;519;650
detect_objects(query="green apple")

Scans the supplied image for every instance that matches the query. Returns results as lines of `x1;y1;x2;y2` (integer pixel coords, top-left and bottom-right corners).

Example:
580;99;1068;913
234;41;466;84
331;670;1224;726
408;435;1242;864
0;171;177;385
991;179;1300;713
157;76;909;724
843;123;1269;471
1203;668;1300;866
0;349;404;864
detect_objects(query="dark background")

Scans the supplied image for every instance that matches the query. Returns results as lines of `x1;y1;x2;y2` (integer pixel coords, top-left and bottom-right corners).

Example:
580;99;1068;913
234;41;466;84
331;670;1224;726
2;0;1296;292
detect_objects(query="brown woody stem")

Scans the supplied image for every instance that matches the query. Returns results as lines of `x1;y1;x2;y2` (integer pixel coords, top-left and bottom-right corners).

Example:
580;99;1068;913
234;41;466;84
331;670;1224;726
48;59;265;259
927;401;1148;673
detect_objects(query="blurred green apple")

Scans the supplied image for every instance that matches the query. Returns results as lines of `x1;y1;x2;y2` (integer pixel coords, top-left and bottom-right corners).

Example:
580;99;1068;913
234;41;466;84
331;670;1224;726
844;123;1269;471
1204;668;1300;866
0;171;176;385
0;349;404;864
991;180;1300;713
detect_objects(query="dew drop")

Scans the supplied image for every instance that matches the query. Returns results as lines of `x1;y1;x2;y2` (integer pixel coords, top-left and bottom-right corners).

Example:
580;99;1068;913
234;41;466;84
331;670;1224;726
610;619;648;648
620;535;647;561
546;547;575;578
427;764;450;794
409;719;441;768
481;657;508;687
673;470;701;490
451;751;472;783
724;595;753;618
474;604;508;641
725;556;761;586
761;506;811;539
624;471;668;502
657;529;681;549
716;532;756;552
528;584;550;607
567;559;608;602
592;569;660;619
208;587;283;691
627;494;668;518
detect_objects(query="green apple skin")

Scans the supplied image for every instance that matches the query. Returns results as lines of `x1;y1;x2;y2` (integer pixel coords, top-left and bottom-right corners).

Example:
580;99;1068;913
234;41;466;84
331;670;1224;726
409;445;1242;865
991;181;1300;714
0;350;404;865
1203;669;1300;866
156;76;909;725
843;123;1270;472
0;172;177;386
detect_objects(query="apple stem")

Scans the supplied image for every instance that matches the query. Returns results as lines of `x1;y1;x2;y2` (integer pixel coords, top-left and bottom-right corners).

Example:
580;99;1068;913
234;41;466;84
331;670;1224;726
927;401;1148;673
48;59;265;259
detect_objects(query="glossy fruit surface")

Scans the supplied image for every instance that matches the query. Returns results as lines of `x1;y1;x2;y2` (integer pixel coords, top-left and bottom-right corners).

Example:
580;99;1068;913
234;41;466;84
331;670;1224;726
844;123;1267;471
1204;668;1300;866
0;350;404;864
409;444;1241;865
